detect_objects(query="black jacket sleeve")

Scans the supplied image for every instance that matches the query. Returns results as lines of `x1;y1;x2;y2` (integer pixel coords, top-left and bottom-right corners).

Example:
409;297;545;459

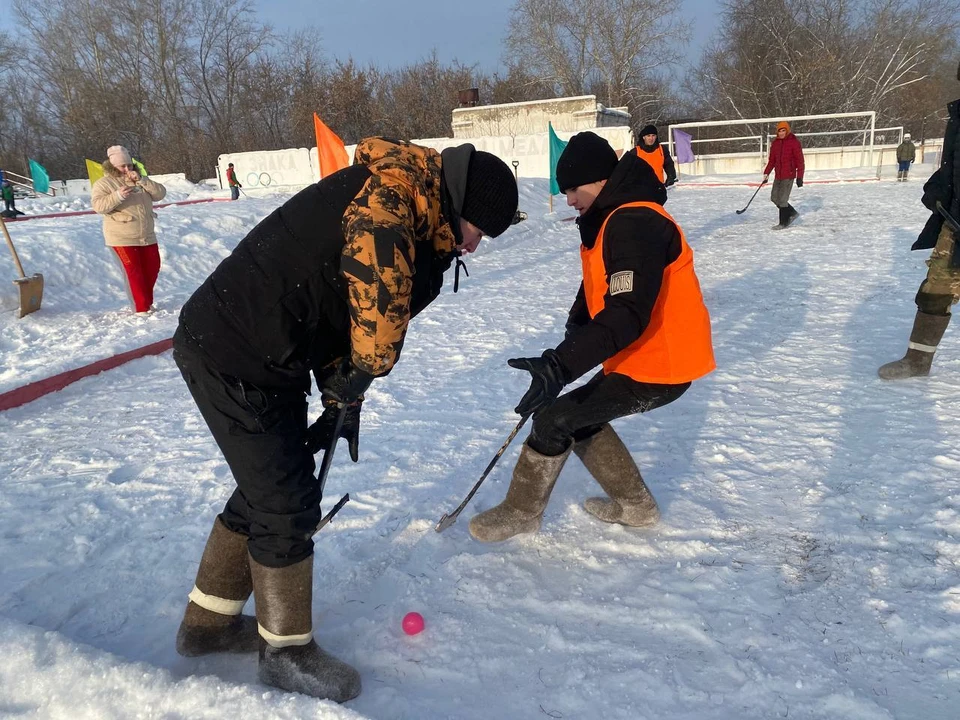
553;208;682;381
662;147;677;184
564;283;589;338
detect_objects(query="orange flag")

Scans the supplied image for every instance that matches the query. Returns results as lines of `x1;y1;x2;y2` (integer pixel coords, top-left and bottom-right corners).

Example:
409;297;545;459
314;113;349;178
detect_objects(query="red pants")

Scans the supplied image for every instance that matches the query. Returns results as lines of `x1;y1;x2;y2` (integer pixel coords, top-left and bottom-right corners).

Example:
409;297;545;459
112;244;161;312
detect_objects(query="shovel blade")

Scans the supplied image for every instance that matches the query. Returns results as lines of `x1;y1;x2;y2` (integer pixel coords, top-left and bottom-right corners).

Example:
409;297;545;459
14;273;43;318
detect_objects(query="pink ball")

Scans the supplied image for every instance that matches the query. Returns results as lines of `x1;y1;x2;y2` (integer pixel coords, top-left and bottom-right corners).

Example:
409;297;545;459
402;611;425;635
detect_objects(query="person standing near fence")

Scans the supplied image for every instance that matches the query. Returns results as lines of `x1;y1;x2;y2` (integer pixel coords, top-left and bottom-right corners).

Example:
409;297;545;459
635;124;677;188
91;145;167;313
226;162;242;200
896;133;917;182
1;180;16;216
763;121;805;230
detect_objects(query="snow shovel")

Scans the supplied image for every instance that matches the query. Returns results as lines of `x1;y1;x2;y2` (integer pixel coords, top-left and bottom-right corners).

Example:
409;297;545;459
0;214;43;318
435;413;531;533
736;179;767;215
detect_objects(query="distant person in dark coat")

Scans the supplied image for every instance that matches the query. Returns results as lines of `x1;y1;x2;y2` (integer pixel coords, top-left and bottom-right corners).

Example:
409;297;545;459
896;133;917;182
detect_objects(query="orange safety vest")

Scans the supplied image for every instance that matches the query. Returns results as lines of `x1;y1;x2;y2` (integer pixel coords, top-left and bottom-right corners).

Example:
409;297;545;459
581;201;715;384
636;145;666;183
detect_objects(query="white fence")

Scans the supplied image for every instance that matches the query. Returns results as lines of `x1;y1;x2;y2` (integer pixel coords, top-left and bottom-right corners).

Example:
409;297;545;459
215;126;636;191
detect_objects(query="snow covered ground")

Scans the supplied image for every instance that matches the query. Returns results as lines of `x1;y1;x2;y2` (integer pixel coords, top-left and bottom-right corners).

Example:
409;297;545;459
1;167;957;719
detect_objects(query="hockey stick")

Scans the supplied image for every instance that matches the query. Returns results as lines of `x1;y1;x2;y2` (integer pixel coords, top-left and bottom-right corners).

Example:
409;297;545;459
937;201;960;234
735;180;767;215
312;403;350;536
435;413;531;533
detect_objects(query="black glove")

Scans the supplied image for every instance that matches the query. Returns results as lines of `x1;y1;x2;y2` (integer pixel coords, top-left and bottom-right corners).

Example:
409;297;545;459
306;401;361;461
665;178;676;187
322;359;374;406
796;178;803;188
507;349;568;416
237;183;242;188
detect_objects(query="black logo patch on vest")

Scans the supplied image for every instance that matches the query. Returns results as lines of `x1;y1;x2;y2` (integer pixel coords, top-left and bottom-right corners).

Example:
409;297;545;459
609;271;634;295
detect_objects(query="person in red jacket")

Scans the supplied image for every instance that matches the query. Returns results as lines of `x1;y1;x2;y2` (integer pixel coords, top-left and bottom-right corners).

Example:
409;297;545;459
469;132;714;542
763;121;805;229
226;163;242;200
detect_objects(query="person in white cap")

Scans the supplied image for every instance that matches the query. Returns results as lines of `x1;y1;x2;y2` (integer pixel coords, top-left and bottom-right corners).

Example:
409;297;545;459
91;145;167;312
896;132;917;181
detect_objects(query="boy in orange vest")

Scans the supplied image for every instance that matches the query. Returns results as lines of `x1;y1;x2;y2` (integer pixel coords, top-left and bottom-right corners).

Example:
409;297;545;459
636;124;677;188
470;132;715;542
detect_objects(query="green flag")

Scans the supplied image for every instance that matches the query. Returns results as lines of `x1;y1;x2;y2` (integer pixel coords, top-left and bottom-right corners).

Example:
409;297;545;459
548;122;568;195
28;159;49;194
133;158;147;176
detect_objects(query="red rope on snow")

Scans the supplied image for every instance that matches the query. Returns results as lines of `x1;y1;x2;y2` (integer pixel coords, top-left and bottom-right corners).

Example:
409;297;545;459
4;197;231;223
0;337;173;412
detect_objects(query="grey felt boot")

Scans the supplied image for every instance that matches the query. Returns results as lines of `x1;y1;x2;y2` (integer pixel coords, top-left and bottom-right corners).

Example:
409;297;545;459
897;170;904;182
469;443;571;542
176;516;259;656
878;311;951;380
574;425;660;527
250;555;361;703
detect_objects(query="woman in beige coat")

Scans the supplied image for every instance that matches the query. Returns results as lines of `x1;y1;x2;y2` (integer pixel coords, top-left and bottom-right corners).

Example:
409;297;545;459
92;145;167;312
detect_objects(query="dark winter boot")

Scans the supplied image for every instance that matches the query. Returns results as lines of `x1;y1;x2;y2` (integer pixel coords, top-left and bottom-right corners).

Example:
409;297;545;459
176;516;259;656
251;556;361;703
786;204;799;225
468;443;571;542
772;206;789;230
897;170;904;182
903;170;909;181
878;311;951;380
574;425;660;527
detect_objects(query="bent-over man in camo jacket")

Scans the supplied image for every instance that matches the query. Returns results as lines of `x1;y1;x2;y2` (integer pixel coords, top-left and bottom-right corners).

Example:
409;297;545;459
171;137;518;703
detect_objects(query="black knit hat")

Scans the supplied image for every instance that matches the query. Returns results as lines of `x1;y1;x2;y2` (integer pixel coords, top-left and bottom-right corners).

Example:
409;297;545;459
555;132;619;193
639;124;659;138
460;151;519;238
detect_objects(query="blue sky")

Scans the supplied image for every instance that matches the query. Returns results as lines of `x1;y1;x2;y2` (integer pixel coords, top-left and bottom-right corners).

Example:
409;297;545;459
0;0;719;71
251;0;720;70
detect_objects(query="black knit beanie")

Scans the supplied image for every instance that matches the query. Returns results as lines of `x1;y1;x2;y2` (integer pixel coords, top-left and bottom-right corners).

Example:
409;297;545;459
555;132;619;193
460;151;519;238
639;124;658;138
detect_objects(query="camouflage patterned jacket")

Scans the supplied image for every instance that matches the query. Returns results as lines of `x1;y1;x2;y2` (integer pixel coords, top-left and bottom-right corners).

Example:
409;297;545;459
177;138;460;389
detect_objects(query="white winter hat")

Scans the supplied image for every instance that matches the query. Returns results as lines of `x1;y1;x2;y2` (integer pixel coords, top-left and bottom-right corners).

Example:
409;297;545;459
904;133;911;140
107;145;133;168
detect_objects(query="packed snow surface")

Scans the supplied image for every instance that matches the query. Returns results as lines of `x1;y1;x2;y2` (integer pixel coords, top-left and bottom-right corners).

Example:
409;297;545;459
1;168;957;719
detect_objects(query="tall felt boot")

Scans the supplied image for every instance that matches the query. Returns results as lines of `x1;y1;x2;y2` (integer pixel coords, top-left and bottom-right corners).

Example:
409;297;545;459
468;443;571;542
574;425;660;527
176;516;259;656
772;206;789;230
786;204;799;225
251;556;361;703
878;311;951;379
903;170;909;181
897;170;903;182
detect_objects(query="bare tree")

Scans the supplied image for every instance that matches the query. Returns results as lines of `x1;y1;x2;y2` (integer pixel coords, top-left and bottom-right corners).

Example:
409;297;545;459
504;0;689;120
688;0;960;131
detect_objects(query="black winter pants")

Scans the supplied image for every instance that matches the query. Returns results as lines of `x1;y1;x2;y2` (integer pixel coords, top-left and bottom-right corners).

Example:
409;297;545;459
173;338;321;568
529;370;690;457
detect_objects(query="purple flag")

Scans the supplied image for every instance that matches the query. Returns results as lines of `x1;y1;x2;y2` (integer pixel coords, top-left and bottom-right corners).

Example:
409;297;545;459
674;129;694;164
